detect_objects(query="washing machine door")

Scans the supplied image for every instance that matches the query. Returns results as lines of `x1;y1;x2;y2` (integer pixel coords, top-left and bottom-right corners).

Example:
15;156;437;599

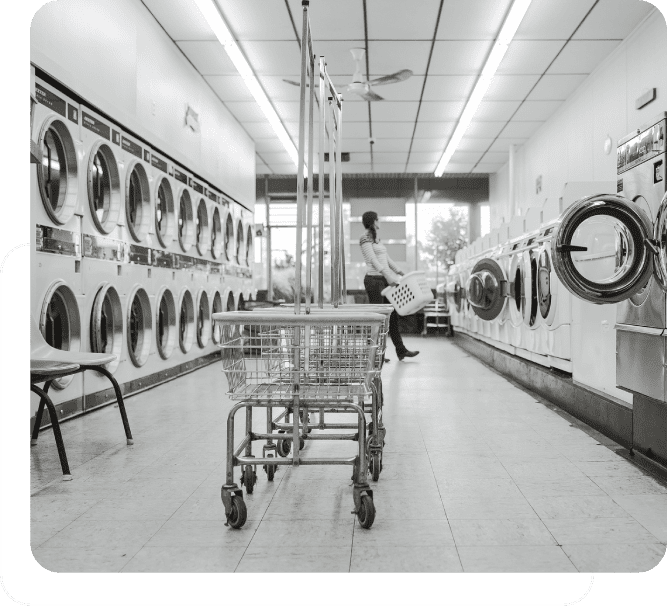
508;252;525;326
445;274;464;312
466;258;508;321
551;194;657;304
537;246;557;325
652;191;667;291
521;249;539;327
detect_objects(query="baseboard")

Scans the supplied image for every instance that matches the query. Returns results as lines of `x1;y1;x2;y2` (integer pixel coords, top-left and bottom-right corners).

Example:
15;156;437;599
452;333;633;449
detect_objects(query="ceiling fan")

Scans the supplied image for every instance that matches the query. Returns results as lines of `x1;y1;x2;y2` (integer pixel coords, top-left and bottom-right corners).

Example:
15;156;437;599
283;48;412;102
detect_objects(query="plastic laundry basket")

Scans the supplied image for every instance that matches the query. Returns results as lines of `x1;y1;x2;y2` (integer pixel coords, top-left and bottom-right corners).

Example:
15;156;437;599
381;271;434;316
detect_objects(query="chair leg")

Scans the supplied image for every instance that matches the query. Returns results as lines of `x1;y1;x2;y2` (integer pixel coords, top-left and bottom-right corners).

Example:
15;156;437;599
30;384;72;480
85;366;134;445
30;379;53;445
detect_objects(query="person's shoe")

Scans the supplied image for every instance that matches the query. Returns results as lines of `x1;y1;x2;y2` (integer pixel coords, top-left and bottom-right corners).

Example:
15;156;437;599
398;350;419;361
383;357;390;363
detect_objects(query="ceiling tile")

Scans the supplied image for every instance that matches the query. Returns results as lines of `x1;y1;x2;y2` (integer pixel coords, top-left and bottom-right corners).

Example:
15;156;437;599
465;122;507;138
547;40;622;74
500;121;543;138
366;0;441;40
514;0;594;40
410;139;448;152
436;0;513;40
342;139;375;152
485;75;542;101
268;163;297;174
342;103;370;122
443;163;475;173
487;138;529;153
243;122;280;139
345;122;372;138
287;0;365;40
512;100;562;121
271;101;302;123
526;74;588;100
308;41;366;78
429;41;495;75
573;0;654;40
450;151;485;165
371;152;408;164
347;152;372;164
205;75;253;101
497;40;564;75
217;0;294;40
473;163;505;173
479;151;510;164
239;41;302;74
368;41;432;76
224;101;270;122
406;163;437;173
143;0;215;40
255;139;291;153
368;101;419;122
422;75;476;101
176;41;237;75
366;164;408;173
417;101;466;122
413;121;455;139
258;75;305;101
457;138;496;152
253;151;294;165
373;122;418;138
369;139;412;152
408;152;442;163
341;164;375;173
474;100;522;122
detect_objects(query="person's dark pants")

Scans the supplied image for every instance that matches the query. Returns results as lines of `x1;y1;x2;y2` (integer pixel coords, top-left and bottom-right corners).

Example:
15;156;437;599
364;274;407;356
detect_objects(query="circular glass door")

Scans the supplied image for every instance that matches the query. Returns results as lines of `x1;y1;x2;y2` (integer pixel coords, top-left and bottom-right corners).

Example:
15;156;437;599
466;258;507;321
236;220;244;264
551;194;654;304
521;250;539;327
178;289;195;353
652;191;667;292
225;213;234;261
90;283;122;373
156;287;176;359
508;253;525;327
37;119;78;225
445;274;463;313
211;208;223;259
226;291;235;311
127;287;151;367
211;291;223;344
246;225;253;267
178;190;194;252
87;143;121;234
196;290;210;348
39;281;81;389
195;199;210;256
125;163;151;242
155;177;175;248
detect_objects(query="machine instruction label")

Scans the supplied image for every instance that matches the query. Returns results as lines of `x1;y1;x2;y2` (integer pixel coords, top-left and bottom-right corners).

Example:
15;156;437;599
617;119;666;174
121;136;142;159
151;155;168;173
190;179;204;194
207;190;217;202
35;225;81;257
82;112;110;140
174;168;188;184
35;84;66;117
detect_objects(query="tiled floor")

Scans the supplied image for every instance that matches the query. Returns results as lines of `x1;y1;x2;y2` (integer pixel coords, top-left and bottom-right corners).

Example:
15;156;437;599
30;336;667;572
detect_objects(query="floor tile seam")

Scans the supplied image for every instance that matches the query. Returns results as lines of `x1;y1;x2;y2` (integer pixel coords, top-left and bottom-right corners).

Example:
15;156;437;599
606;493;667;543
234;460;289;572
119;471;214;573
412;395;465;572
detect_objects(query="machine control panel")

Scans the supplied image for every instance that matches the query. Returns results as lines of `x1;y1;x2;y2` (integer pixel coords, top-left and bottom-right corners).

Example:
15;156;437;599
617;115;666;175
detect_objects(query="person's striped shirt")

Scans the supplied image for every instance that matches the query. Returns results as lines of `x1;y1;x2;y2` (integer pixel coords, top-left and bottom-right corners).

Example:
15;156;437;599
359;230;402;284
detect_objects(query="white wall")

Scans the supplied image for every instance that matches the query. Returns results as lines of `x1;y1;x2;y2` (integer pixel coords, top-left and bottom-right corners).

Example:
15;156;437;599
489;8;667;225
30;0;255;208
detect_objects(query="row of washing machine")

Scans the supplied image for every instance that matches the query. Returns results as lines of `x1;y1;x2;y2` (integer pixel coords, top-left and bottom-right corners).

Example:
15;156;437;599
30;66;256;420
445;112;667;417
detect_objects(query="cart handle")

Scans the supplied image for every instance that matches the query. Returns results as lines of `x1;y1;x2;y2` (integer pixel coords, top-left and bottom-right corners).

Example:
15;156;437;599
212;311;386;325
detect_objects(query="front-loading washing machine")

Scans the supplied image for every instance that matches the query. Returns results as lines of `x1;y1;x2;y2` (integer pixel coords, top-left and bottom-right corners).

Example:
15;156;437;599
506;216;528;354
550;112;667;463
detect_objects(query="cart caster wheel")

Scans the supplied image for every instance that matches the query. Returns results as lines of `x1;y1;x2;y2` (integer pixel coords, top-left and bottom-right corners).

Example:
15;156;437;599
357;495;375;529
277;435;291;458
264;454;276;481
369;452;381;481
241;466;257;494
228;496;247;529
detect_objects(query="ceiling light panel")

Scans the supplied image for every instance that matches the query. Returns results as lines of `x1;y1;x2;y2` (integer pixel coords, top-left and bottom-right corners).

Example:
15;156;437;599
366;0;442;39
547;40;622;73
435;0;513;40
573;0;654;39
429;41;495;74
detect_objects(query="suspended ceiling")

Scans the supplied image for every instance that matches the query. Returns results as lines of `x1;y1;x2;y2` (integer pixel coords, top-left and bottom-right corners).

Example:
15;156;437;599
142;0;655;176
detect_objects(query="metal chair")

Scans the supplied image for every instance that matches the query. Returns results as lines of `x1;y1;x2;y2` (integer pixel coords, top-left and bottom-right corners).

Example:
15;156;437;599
30;318;134;479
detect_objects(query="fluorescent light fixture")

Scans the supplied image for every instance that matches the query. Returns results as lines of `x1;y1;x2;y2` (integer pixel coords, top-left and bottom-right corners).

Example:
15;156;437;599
434;0;533;177
194;0;298;167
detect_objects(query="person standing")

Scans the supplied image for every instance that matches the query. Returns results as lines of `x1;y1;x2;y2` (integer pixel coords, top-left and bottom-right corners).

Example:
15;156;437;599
360;211;419;361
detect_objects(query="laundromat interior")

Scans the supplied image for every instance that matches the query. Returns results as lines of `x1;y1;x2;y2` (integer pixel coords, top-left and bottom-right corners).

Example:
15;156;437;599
9;0;667;596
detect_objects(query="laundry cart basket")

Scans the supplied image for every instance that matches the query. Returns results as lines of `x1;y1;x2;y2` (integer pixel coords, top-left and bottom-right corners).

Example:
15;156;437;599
214;310;385;529
382;271;434;316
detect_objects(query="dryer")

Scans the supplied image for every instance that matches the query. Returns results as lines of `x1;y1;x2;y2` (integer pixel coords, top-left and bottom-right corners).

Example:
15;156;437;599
506;216;527;354
550;113;667;462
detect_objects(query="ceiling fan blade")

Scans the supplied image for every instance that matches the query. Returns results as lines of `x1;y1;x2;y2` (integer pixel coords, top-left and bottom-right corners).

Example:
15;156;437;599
367;69;413;87
354;89;384;102
283;79;301;87
283;79;347;90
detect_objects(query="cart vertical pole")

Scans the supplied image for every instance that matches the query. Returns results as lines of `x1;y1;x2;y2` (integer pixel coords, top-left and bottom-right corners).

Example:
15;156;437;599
329;98;339;306
336;93;346;303
318;58;326;308
265;177;272;301
305;45;315;314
